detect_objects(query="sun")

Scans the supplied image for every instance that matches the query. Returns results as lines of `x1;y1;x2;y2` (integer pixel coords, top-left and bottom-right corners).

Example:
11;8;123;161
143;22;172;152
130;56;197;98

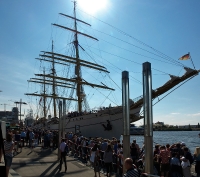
77;0;108;15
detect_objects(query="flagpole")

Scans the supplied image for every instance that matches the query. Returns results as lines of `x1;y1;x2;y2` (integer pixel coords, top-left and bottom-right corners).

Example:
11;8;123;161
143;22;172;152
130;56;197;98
189;52;196;70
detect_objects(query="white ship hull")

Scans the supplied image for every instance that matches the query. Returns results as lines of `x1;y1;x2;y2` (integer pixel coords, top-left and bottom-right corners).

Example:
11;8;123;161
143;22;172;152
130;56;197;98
35;107;141;139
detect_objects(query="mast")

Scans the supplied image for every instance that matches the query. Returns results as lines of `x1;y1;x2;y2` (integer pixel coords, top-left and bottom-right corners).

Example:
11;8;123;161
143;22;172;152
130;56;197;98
43;68;46;119
26;1;114;115
52;41;57;117
73;1;82;112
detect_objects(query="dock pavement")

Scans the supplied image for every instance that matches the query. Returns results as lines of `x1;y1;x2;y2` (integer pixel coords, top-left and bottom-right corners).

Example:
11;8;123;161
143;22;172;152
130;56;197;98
1;146;197;177
9;146;116;177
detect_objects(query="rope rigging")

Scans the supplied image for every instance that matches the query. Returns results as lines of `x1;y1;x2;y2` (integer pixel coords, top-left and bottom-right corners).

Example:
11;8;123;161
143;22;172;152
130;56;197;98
26;4;198;119
77;8;186;68
138;74;198;117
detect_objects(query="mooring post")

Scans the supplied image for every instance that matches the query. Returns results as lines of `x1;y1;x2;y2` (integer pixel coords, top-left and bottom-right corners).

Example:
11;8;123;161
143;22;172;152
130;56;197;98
62;99;66;138
122;71;130;174
143;62;153;174
58;100;62;160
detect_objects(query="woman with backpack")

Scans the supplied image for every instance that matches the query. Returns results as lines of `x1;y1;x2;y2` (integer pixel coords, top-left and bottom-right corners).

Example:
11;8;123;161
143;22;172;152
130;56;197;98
103;144;113;177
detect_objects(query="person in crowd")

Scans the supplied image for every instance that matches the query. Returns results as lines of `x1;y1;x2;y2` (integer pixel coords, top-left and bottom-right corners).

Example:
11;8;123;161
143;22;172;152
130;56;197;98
47;131;52;148
169;152;182;177
34;131;38;147
44;132;48;148
133;140;140;154
4;133;14;177
113;140;118;154
101;139;108;151
117;144;123;155
26;129;30;147
59;138;67;173
153;154;160;176
166;144;171;154
103;144;113;177
119;150;124;168
88;137;92;145
90;144;101;177
81;137;87;158
159;145;170;177
14;131;21;152
53;131;57;148
170;143;183;159
154;144;160;157
38;130;41;145
130;143;138;164
20;129;26;147
123;158;139;177
180;156;191;177
194;147;200;177
29;130;34;148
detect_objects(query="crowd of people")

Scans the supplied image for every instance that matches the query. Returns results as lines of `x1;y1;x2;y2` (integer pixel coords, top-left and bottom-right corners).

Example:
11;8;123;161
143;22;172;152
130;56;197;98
0;128;200;177
65;132;200;177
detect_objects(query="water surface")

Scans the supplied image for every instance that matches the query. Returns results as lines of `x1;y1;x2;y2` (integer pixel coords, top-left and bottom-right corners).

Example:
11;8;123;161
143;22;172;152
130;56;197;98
121;131;200;152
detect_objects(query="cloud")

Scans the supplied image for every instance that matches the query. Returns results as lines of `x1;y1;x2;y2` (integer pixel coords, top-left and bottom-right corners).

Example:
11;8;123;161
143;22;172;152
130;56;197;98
171;112;180;115
186;113;200;117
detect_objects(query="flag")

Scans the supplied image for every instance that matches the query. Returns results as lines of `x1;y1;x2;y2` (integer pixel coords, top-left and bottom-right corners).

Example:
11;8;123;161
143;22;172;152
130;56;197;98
179;53;190;60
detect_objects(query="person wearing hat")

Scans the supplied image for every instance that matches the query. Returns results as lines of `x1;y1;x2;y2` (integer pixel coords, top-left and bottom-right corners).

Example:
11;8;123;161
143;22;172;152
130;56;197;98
194;147;200;177
180;156;191;177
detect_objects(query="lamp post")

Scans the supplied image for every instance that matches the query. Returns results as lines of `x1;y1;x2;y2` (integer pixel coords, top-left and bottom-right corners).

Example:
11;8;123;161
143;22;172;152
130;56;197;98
143;62;153;174
14;99;27;122
122;71;130;174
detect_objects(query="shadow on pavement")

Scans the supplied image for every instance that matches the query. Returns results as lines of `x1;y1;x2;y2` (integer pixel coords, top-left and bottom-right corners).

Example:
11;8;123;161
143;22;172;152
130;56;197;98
39;161;59;177
54;169;88;177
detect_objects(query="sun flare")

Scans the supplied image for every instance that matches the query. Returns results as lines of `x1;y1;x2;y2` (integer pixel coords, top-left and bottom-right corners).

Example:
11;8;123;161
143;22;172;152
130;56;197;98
77;0;108;15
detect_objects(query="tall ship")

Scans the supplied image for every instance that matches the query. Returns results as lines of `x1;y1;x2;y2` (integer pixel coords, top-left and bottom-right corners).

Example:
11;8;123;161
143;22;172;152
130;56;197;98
25;1;199;139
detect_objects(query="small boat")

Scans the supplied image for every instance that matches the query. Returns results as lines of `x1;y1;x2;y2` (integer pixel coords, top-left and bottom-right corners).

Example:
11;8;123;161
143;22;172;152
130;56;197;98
130;124;144;135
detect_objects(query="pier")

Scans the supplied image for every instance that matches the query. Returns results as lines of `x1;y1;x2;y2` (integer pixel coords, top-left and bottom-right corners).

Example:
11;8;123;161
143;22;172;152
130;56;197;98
0;144;197;177
5;146;117;177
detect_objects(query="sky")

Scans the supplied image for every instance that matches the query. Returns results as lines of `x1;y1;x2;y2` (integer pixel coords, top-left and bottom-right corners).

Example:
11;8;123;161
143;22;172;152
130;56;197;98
0;0;200;126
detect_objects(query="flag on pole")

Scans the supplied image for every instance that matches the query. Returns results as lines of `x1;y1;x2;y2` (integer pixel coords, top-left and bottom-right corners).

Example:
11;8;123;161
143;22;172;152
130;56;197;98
179;53;190;60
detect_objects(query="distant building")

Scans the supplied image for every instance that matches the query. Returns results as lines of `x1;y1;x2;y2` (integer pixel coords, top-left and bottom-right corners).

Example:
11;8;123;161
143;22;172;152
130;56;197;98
178;125;198;129
153;121;164;128
0;107;18;123
24;109;34;127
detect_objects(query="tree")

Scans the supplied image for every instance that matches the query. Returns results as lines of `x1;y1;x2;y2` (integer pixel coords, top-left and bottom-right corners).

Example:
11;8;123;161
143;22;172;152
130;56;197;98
188;124;191;129
198;123;200;128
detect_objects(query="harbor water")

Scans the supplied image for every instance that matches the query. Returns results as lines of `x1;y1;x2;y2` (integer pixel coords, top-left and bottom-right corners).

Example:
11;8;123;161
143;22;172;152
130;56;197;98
121;131;200;152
